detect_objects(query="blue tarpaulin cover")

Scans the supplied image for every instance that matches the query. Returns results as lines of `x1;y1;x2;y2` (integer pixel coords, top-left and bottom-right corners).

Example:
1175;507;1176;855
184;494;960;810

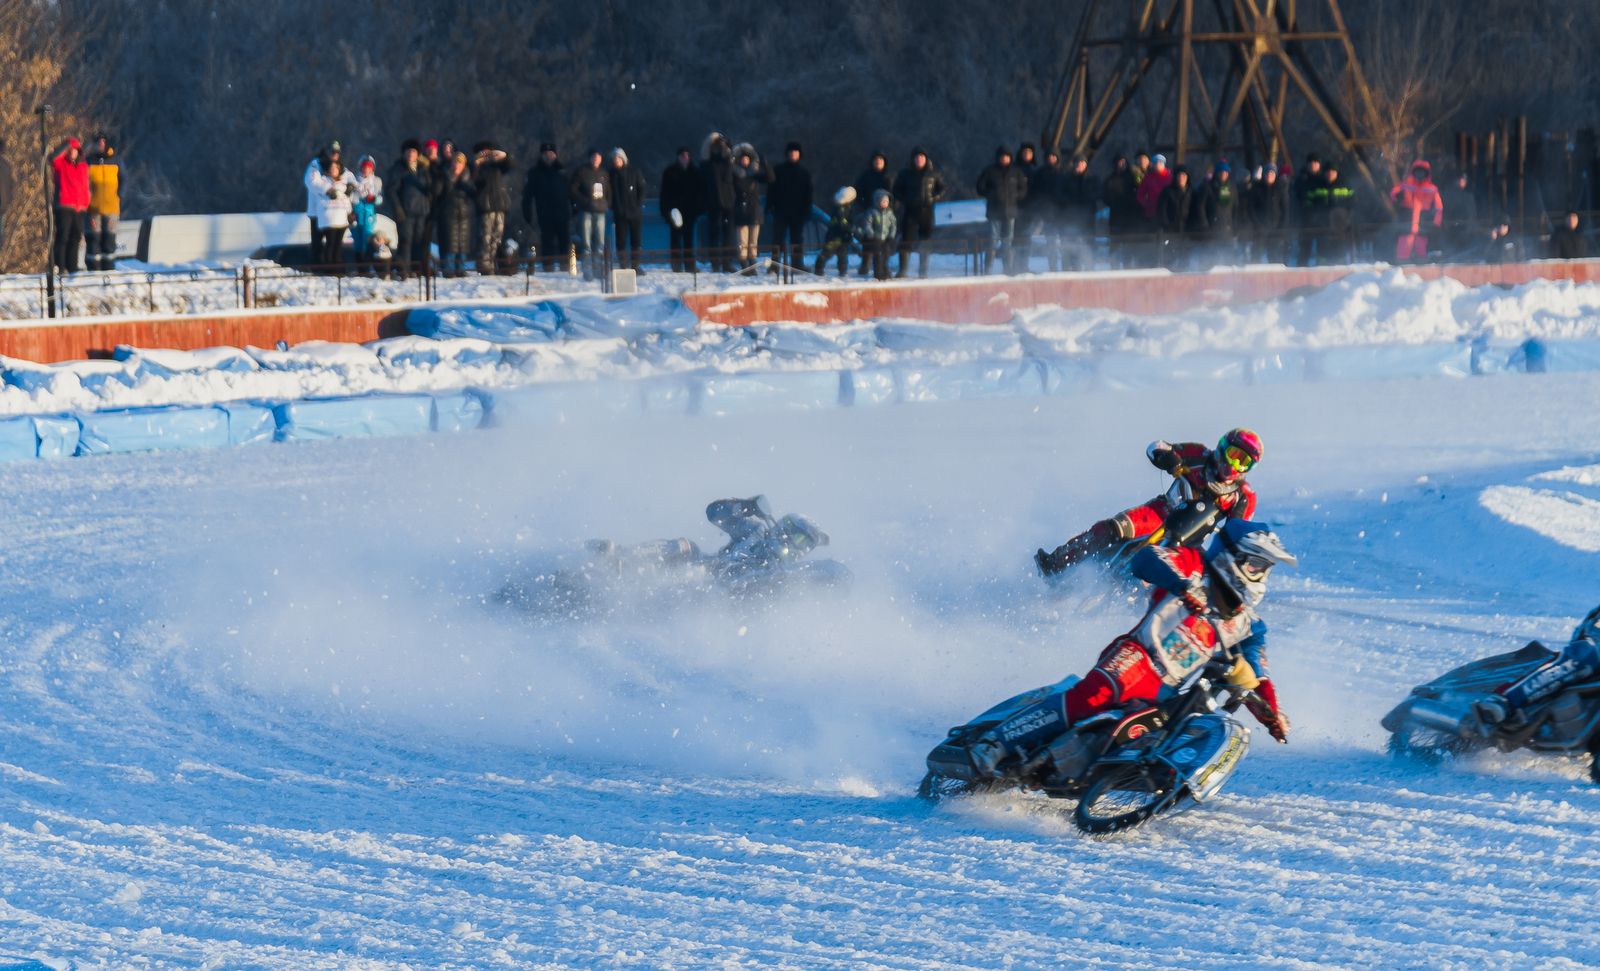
273;396;433;442
76;406;229;455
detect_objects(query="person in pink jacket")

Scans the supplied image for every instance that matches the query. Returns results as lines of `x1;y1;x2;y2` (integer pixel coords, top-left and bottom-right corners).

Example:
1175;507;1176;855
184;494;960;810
1135;153;1173;220
1390;159;1442;262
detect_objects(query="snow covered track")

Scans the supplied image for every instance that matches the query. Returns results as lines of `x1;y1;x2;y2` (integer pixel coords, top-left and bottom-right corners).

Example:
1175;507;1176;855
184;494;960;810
0;372;1597;967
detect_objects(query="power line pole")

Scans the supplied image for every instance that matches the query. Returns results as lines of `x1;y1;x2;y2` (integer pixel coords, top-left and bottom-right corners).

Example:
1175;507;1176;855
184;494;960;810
34;105;54;319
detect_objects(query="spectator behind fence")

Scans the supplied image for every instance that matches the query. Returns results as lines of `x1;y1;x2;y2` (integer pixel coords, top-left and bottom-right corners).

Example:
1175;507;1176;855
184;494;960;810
303;141;340;261
892;147;945;278
351;155;383;265
730;143;771;270
85;133;121;271
435;152;475;278
524;143;570;272
609;148;648;273
852;152;893;277
1058;154;1097;272
701;134;737;272
1292;153;1324;266
472;141;514;276
659;146;700;273
1322;165;1354;264
975;146;1027;275
387;139;432;277
0;138;12;251
854;188;897;280
1440;172;1477;257
310;157;355;267
1390;158;1442;263
1486;220;1524;263
1550;211;1588;260
767;141;812;275
1248;164;1288;263
50;137;89;273
815;186;856;277
1022;148;1059;273
1156;165;1195;266
1102;155;1140;266
569;149;612;279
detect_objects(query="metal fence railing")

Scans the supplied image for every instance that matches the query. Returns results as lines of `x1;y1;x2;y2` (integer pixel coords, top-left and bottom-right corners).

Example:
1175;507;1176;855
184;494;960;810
7;211;1595;319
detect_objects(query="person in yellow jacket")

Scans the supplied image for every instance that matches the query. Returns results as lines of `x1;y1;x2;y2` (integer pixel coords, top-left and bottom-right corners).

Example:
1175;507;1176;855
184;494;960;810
85;133;122;271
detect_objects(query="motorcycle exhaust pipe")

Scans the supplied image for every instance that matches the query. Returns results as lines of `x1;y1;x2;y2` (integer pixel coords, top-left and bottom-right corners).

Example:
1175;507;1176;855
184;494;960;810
1405;698;1474;737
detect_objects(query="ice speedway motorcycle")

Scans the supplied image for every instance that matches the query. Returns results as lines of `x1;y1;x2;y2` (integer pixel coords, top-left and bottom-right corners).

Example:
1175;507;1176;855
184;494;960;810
920;643;1260;834
1039;476;1231;585
498;495;851;615
1383;641;1600;781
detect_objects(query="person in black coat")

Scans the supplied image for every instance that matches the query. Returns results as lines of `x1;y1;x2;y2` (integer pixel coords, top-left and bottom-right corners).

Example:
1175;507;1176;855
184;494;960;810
700;133;738;271
660;147;700;272
975;146;1028;274
767;141;813;273
1550;211;1589;260
608;148;648;272
522;143;570;271
852;152;894;276
1157;167;1199;267
730;143;772;269
471;140;515;275
891;147;946;278
386;138;432;277
1102;155;1141;266
1247;164;1290;263
1057;154;1098;271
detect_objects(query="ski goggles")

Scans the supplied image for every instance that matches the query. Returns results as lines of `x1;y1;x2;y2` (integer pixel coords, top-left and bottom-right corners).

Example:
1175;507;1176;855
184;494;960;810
1222;445;1257;474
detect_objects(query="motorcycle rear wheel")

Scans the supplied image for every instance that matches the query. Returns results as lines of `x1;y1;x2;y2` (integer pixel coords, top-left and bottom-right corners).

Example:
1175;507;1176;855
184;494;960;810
1387;728;1474;766
1074;763;1178;835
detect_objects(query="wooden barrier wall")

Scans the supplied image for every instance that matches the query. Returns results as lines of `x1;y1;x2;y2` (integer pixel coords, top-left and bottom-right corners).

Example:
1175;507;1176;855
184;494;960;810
3;259;1599;363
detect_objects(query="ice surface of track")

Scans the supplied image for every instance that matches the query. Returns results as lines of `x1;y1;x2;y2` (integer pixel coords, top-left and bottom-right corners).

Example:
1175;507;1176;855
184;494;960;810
0;371;1597;968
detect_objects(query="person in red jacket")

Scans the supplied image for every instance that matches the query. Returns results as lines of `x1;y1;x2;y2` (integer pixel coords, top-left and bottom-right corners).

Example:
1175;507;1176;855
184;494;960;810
50;137;90;273
1035;427;1263;575
973;519;1298;780
1390;159;1442;262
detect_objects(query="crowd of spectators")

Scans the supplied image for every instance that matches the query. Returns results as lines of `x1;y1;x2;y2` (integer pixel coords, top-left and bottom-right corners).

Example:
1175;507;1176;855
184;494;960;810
23;131;1599;278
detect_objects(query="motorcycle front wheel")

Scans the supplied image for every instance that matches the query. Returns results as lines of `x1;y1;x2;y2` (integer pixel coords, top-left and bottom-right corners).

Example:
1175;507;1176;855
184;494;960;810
917;771;1001;803
1074;763;1179;835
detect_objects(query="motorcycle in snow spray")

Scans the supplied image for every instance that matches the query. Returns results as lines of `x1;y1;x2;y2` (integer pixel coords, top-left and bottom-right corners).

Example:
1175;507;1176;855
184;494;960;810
498;495;851;616
1383;641;1600;779
920;643;1259;834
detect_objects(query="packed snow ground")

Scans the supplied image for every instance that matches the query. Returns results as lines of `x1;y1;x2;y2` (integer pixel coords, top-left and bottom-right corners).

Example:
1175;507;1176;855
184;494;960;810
8;270;1600;418
0;369;1598;969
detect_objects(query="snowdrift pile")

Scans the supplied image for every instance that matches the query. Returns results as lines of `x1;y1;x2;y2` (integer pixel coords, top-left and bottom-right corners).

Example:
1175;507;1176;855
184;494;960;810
0;268;1599;459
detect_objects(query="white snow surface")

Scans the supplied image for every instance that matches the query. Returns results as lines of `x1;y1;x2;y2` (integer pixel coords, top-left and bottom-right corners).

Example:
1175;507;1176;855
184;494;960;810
0;367;1598;967
6;270;1600;417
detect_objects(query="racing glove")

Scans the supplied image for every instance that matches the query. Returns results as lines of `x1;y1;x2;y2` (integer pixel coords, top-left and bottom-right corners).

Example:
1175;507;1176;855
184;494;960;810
1180;579;1209;615
1244;678;1290;743
1146;440;1181;473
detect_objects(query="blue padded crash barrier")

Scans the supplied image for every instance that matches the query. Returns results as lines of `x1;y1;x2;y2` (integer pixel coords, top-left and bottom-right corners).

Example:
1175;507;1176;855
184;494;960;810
274;395;433;442
898;361;1044;402
694;370;842;415
0;416;37;462
483;380;642;426
217;402;277;445
77;406;229;455
34;416;80;459
1310;343;1473;381
841;368;896;406
431;392;486;432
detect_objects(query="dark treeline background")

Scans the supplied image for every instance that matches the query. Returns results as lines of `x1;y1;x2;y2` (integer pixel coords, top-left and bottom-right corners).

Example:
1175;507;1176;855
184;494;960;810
10;0;1600;231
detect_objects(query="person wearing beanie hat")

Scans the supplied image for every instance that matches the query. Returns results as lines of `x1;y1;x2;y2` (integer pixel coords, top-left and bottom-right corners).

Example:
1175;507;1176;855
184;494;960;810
853;188;898;280
1248;161;1289;263
975;146;1028;274
1135;151;1173;248
659;146;701;272
1057;152;1097;271
386;139;432;277
768;141;813;273
350;155;384;270
850;151;895;275
892;146;946;278
608;147;649;272
84;132;122;270
524;142;570;272
1101;154;1141;266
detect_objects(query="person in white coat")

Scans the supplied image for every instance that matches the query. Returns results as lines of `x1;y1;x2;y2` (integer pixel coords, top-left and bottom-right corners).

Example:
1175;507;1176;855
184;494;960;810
310;157;356;268
303;141;342;246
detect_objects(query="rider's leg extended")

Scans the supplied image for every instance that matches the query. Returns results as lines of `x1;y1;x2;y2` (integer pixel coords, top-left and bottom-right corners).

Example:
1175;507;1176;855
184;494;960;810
1036;497;1170;576
969;639;1163;775
1479;606;1600;724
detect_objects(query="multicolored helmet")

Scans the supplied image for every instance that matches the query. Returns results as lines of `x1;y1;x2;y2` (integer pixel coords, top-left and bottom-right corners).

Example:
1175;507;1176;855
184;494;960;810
1214;428;1263;478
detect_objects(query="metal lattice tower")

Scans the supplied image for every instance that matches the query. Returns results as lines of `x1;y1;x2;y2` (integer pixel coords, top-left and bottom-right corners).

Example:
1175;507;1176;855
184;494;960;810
1044;0;1385;193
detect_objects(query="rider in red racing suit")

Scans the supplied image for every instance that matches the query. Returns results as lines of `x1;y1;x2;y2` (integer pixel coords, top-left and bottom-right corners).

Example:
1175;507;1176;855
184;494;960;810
1036;428;1263;576
974;520;1296;779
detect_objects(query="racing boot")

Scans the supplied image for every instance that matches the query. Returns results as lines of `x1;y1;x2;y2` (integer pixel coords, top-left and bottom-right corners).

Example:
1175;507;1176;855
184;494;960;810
1034;515;1133;576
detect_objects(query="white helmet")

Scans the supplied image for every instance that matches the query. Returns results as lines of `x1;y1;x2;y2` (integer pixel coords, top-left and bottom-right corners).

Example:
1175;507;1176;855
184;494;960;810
1208;520;1297;611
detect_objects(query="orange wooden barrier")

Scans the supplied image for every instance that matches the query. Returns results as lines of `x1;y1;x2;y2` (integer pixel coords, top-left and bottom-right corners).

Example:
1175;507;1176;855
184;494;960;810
3;259;1598;363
